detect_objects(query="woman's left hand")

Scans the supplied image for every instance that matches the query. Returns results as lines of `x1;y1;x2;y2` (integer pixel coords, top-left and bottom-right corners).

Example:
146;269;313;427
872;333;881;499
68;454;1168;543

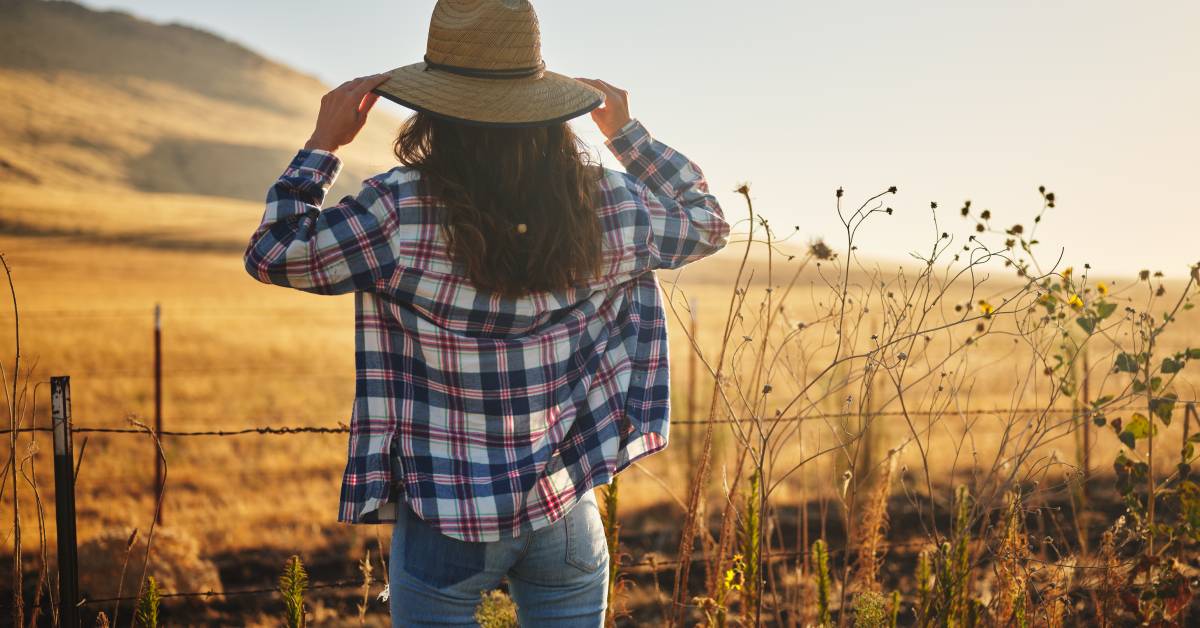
304;74;391;152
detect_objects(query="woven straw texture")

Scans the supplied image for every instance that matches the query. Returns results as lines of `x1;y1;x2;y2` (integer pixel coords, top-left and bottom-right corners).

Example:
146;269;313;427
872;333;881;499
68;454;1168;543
375;0;603;126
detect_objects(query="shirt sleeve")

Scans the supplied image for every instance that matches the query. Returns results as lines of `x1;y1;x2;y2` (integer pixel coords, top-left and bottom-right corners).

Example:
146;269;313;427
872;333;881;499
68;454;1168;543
244;149;401;295
605;119;730;270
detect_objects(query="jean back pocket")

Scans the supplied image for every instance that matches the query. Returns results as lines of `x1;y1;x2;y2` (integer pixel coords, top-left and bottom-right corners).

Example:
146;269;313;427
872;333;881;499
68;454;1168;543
564;493;608;573
401;507;487;588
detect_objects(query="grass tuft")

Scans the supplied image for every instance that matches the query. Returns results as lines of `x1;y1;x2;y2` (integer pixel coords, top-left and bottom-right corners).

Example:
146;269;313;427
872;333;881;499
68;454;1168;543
279;555;308;628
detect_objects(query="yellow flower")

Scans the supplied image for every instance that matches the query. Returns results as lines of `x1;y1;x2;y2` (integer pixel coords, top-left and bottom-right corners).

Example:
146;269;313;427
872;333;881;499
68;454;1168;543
1097;281;1109;296
1068;294;1084;309
979;300;995;317
724;568;742;591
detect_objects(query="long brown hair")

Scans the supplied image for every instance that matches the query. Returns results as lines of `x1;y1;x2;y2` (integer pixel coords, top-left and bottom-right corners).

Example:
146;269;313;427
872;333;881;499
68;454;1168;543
393;113;603;297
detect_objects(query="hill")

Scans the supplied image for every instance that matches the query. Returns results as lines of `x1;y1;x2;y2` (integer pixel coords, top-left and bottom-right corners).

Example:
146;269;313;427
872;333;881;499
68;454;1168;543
0;0;400;206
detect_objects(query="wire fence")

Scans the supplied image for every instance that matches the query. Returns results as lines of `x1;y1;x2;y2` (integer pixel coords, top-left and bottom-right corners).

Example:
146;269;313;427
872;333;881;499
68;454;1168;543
9;360;1191;615
2;403;1162;437
67;539;958;606
73;531;1134;607
0;307;351;319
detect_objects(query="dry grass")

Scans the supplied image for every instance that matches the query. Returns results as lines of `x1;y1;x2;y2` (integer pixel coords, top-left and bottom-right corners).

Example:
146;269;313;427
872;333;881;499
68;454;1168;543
4;184;1195;588
3;198;1199;552
4;3;1200;624
4;177;1200;626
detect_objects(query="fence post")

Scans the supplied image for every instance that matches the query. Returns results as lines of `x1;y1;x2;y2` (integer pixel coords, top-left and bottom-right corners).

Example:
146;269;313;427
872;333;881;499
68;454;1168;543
1081;349;1091;500
51;376;79;628
686;298;699;472
154;303;164;526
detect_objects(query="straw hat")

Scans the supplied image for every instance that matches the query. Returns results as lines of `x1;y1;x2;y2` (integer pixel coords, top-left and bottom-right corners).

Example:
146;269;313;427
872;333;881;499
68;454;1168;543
373;0;604;127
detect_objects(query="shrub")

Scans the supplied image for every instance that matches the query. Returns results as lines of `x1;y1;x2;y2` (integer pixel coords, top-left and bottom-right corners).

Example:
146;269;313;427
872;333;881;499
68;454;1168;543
474;589;518;628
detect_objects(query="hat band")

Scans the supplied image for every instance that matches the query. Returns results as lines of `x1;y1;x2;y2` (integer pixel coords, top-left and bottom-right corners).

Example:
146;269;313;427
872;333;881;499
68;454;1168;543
423;55;545;80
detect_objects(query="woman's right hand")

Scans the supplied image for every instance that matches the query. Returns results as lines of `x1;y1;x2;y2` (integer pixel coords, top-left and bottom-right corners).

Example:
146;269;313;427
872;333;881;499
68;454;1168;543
576;78;632;140
304;74;390;153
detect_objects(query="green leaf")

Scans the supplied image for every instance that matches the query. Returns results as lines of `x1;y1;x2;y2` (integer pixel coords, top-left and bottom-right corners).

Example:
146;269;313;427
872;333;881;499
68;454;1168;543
1163;357;1185;374
1151;376;1163;391
1133;380;1147;393
1188;432;1200;443
1092;416;1107;427
1116;352;1139;373
1151;394;1178;425
1189;348;1200;360
1076;316;1095;333
1096;301;1118;320
1126;413;1156;439
1092;395;1115;407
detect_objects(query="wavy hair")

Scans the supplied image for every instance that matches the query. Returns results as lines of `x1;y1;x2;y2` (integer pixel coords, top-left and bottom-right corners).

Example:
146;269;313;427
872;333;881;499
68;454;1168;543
394;113;603;297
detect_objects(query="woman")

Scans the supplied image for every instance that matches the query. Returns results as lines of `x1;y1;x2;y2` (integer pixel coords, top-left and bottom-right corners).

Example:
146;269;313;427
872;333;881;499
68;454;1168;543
244;1;728;625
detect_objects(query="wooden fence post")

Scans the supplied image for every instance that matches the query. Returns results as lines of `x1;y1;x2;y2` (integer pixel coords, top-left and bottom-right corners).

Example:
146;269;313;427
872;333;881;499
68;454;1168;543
51;376;79;628
154;304;163;525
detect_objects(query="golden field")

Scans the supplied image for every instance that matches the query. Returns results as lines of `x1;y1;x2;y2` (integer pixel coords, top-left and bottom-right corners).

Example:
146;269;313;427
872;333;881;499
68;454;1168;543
5;1;1200;625
5;170;1200;623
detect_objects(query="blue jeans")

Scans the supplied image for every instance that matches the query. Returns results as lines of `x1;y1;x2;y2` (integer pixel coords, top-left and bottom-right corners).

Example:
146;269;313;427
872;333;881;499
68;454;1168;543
389;490;609;627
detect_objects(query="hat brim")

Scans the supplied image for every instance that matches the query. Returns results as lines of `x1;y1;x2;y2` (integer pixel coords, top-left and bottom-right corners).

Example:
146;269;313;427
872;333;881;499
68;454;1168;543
373;62;604;128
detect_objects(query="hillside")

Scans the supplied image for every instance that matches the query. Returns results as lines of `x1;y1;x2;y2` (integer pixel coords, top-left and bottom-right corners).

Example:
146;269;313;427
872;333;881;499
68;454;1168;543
0;0;401;206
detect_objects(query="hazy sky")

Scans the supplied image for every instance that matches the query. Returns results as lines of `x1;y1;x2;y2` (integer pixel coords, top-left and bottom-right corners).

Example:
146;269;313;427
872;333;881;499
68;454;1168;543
79;0;1199;277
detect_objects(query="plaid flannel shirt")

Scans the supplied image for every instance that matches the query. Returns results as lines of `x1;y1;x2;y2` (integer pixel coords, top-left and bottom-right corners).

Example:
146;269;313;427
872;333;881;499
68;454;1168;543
245;119;729;541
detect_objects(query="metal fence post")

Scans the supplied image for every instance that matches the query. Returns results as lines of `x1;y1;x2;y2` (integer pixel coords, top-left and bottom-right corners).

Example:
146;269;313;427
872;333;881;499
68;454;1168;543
51;376;79;628
154;304;164;525
686;299;699;471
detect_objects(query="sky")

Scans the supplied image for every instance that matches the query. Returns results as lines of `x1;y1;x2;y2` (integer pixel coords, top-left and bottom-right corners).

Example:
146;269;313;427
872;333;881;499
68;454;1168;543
79;0;1199;277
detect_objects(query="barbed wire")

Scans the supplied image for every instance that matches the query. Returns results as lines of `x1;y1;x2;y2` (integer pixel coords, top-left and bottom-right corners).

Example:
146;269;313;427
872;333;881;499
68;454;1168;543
0;402;1182;437
66;369;351;380
2;425;348;436
76;534;1127;606
66;541;937;605
77;545;820;604
78;578;380;605
0;307;350;319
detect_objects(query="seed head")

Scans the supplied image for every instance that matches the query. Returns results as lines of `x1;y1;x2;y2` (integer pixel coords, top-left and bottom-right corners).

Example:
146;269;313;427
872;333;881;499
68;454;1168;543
809;239;835;260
